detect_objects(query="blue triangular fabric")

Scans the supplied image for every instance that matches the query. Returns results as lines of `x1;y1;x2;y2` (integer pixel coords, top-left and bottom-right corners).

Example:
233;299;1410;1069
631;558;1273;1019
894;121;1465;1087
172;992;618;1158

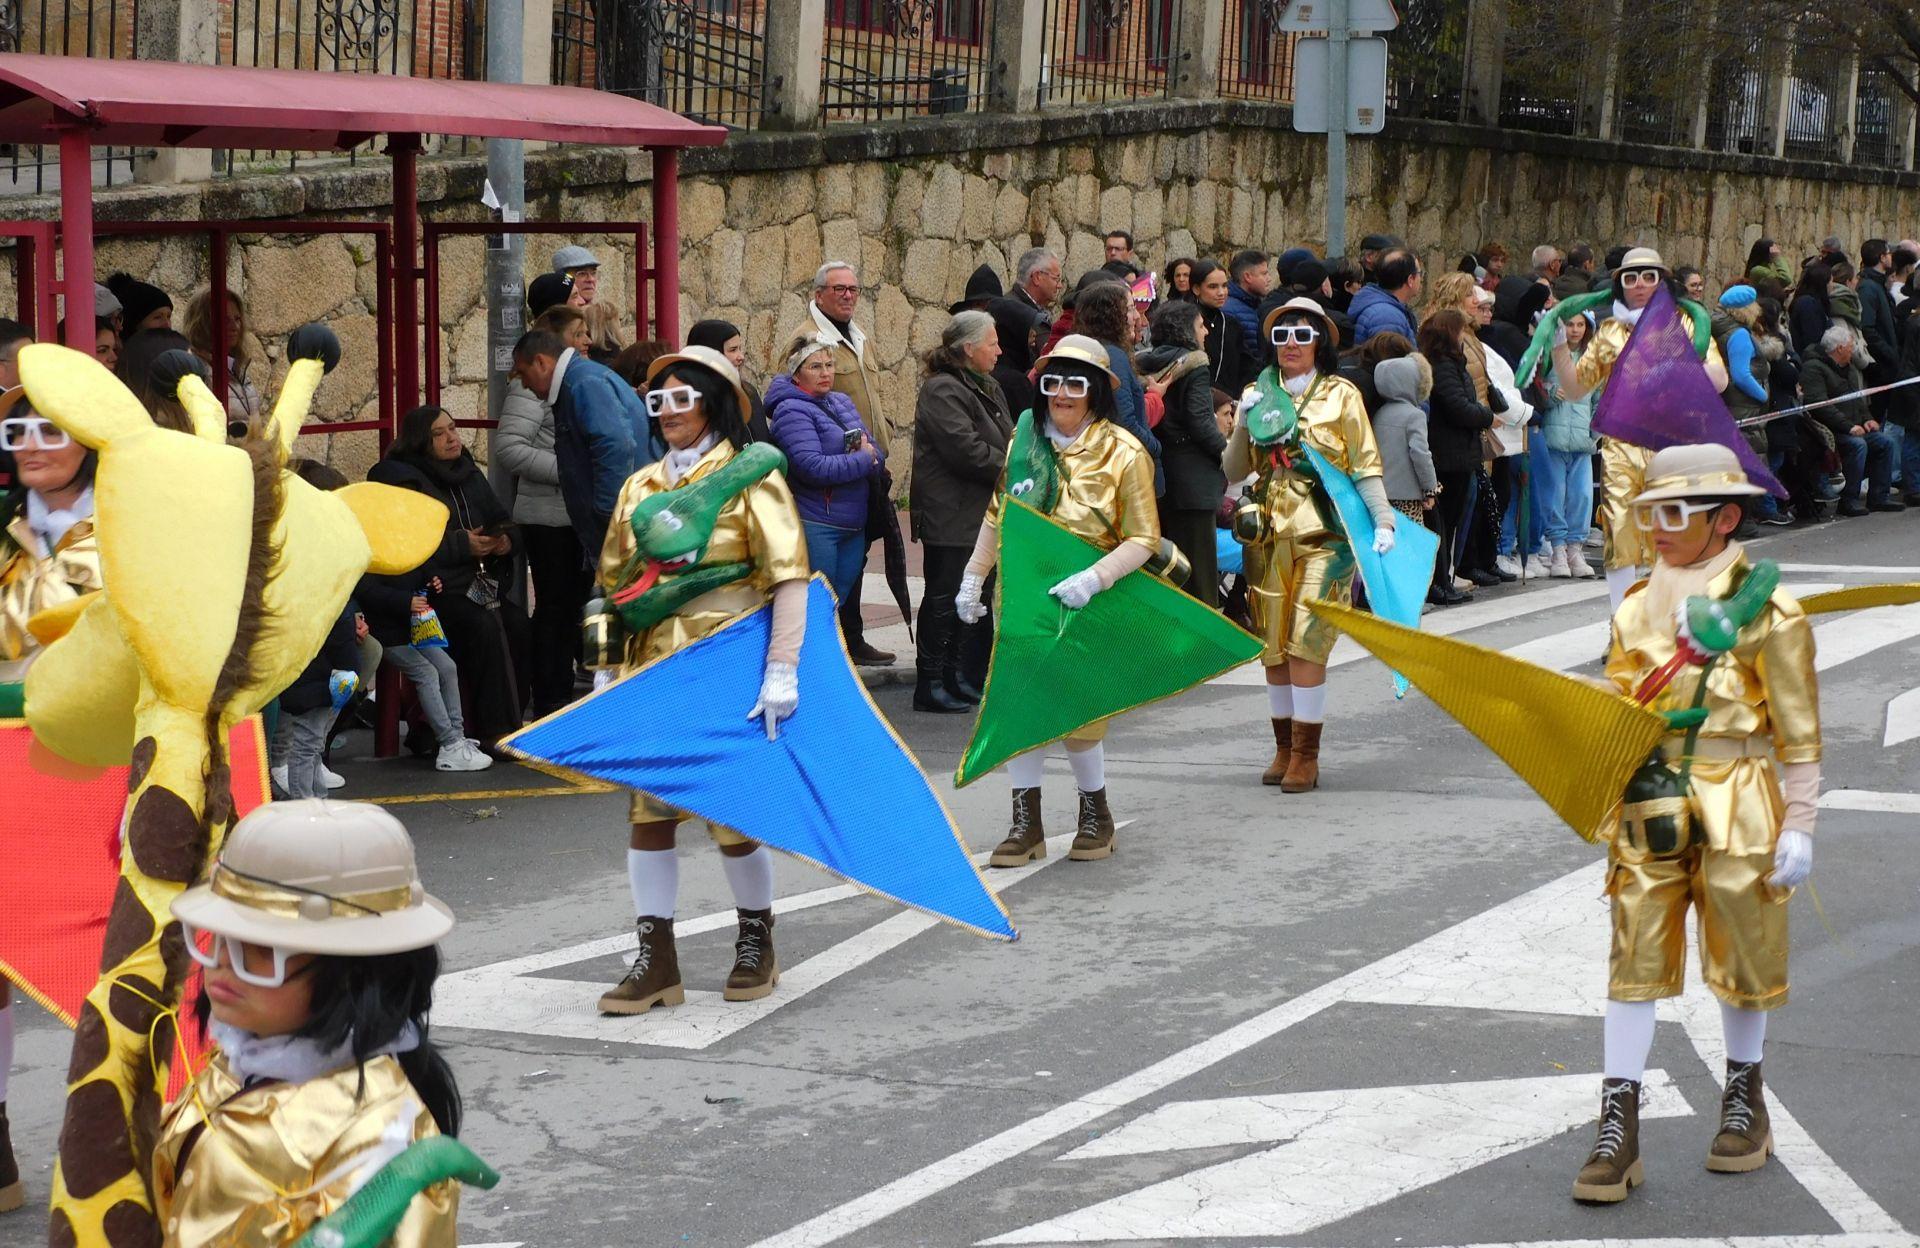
1301;444;1439;696
505;579;1014;940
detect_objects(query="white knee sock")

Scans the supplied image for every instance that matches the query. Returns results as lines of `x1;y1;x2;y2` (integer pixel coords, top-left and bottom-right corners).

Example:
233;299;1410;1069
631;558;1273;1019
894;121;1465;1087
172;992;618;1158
0;1004;12;1103
721;846;776;912
1266;682;1294;718
1065;742;1106;792
1603;999;1658;1081
627;848;679;920
1291;683;1328;724
1605;565;1640;610
1006;751;1047;789
1720;1002;1768;1064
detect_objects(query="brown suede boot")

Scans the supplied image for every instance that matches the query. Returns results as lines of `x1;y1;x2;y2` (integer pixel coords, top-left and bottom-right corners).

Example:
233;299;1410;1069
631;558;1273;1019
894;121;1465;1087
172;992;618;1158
1068;788;1117;861
1572;1078;1644;1203
723;909;778;1001
990;787;1047;867
1261;717;1292;785
0;1101;21;1214
1281;721;1322;792
1706;1060;1773;1173
598;917;685;1015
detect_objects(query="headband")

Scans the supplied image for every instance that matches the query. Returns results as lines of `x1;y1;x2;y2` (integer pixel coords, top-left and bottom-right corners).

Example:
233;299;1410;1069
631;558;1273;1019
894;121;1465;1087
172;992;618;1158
785;336;838;376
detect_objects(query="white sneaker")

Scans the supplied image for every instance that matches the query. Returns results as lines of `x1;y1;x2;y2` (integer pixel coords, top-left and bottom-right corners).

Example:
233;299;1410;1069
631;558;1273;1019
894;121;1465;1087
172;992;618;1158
321;765;346;790
1524;553;1552;579
270;764;289;794
1568;546;1595;579
1549;545;1572;578
437;741;494;772
1495;554;1522;578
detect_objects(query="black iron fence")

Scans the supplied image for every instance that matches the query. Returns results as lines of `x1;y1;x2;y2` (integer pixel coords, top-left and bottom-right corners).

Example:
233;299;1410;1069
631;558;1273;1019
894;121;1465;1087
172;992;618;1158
551;0;764;129
1385;0;1466;121
820;0;989;123
0;0;146;193
1036;0;1185;108
1218;0;1295;103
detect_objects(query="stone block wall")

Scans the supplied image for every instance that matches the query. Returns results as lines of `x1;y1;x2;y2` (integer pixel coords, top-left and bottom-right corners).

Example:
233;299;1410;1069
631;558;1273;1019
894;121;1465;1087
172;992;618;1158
8;100;1917;479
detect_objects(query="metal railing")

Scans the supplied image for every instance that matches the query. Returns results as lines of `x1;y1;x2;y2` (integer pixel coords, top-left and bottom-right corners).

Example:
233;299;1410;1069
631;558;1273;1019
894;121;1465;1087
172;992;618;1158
1218;0;1295;103
551;0;765;129
820;0;988;122
1036;0;1185;108
1384;0;1465;121
0;0;147;194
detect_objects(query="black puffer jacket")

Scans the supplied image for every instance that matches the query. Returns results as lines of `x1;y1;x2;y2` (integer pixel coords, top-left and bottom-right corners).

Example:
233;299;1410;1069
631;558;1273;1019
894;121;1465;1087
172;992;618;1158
361;448;517;644
1426;351;1497;473
1138;344;1227;510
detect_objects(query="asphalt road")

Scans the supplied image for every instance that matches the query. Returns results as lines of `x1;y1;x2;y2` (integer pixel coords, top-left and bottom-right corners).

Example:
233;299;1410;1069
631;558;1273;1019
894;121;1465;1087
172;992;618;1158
4;513;1918;1248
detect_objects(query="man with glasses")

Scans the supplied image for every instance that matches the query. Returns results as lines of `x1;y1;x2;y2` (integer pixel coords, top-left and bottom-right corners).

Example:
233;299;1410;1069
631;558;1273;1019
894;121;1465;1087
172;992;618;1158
551;245;600;306
803;261;895;666
510;327;654;561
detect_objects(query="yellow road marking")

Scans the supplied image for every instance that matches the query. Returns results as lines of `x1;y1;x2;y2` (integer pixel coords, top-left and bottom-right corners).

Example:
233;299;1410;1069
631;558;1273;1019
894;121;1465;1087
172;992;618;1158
366;781;616;806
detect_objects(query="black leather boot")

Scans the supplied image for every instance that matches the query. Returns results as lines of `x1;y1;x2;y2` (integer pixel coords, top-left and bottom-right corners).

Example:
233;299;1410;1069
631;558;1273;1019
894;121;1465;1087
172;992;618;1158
914;667;969;713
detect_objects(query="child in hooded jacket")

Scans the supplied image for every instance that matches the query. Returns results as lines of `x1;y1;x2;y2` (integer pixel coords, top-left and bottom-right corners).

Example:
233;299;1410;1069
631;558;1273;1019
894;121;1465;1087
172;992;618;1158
1370;354;1439;524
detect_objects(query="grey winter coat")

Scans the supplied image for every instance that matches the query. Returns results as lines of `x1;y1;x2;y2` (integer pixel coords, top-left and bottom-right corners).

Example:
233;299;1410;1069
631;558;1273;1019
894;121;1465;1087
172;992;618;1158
1371;356;1438;501
491;377;570;528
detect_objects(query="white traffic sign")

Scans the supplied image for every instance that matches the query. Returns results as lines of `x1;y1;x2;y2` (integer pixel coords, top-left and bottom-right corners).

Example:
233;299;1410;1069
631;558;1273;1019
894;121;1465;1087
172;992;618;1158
1279;0;1399;31
982;1072;1691;1243
1293;35;1389;134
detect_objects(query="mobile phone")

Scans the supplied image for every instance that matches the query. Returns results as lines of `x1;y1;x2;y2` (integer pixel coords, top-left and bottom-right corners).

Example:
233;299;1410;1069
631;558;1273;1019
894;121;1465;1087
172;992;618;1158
843;428;863;453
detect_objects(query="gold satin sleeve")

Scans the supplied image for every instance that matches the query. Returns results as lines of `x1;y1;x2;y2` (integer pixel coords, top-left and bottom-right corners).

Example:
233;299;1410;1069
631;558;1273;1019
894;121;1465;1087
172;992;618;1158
1756;607;1822;764
1113;440;1161;552
740;471;812;589
1577;319;1628;390
598;472;646;590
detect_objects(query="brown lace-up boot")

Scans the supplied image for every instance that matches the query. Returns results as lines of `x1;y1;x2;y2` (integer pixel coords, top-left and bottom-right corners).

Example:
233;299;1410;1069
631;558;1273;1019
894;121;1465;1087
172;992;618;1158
1069;788;1116;861
1281;721;1322;792
723;909;778;1001
990;788;1046;867
0;1101;21;1213
1572;1078;1643;1203
598;917;685;1015
1706;1060;1773;1172
1261;718;1292;785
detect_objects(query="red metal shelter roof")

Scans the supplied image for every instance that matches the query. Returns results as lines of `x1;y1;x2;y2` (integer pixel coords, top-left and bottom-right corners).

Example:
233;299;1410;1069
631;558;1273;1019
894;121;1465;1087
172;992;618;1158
0;53;729;150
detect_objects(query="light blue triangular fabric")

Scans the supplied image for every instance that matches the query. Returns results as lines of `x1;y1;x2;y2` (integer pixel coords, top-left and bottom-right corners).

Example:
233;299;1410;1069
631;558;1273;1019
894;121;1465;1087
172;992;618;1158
505;579;1014;940
1300;444;1439;696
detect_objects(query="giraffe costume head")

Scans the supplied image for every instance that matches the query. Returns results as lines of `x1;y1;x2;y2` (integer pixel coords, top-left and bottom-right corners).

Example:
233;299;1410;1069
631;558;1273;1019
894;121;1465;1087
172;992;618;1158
14;337;445;1248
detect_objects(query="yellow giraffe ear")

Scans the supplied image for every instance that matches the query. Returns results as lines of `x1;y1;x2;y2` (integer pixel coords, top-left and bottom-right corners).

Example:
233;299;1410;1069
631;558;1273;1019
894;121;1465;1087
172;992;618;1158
24;594;139;766
335;482;450;574
176;375;232;443
25;591;98;647
16;344;152;449
268;358;326;464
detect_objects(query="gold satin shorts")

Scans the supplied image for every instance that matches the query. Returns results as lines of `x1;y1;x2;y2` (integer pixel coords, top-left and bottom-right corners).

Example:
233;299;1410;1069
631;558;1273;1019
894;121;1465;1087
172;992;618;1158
1606;841;1789;1010
1246;532;1355;666
629;790;751;846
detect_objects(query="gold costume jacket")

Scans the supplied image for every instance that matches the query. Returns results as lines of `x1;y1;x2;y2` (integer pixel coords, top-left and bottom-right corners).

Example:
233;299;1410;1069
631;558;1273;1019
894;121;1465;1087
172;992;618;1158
0;509;102;678
1604;552;1820;855
152;1054;457;1248
1242;372;1384;548
598;441;811;671
985;417;1159;554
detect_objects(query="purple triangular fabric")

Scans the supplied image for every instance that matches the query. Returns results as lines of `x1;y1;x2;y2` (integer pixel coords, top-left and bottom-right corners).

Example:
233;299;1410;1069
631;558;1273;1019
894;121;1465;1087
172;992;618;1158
1590;285;1788;498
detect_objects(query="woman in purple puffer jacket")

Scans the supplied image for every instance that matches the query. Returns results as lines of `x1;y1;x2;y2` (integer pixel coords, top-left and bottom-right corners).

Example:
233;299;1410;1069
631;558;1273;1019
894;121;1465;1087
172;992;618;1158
765;332;886;609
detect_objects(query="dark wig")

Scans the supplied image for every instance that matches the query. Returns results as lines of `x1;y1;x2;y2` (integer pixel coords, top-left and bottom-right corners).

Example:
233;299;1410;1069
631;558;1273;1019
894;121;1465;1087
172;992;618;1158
1035;357;1117;425
658;360;751;449
1610;265;1685;307
193;945;462;1137
1270;310;1342;374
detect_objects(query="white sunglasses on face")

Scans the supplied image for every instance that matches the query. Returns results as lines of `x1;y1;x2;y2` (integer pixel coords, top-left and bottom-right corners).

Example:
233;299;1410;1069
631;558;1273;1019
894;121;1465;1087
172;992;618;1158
1633;498;1725;532
645;384;700;417
0;416;71;451
181;922;300;988
1038;375;1091;398
1620;268;1664;289
1270;324;1321;346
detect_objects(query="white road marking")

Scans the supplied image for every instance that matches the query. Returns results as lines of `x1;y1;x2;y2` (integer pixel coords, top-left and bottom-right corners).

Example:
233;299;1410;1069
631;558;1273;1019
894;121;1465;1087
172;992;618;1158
1885;687;1920;748
1819;789;1920;814
436;831;1105;1050
1777;563;1920;575
980;1072;1690;1244
754;856;1910;1248
1812;601;1920;671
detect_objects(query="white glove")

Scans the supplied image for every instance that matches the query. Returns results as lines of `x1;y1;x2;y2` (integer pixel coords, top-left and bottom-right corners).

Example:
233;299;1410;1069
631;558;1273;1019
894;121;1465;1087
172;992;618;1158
1048;568;1104;610
1769;829;1812;888
1236;388;1263;414
1553;319;1568;348
592;668;616;691
955;571;987;624
1371;523;1396;556
748;659;799;740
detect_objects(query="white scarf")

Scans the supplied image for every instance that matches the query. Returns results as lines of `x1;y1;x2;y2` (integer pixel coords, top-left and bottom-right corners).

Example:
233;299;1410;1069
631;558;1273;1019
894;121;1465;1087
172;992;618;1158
25;486;93;555
1045;415;1090;450
212;1019;421;1087
662;431;720;486
1281;369;1317;398
1613;300;1645;327
1642;541;1743;635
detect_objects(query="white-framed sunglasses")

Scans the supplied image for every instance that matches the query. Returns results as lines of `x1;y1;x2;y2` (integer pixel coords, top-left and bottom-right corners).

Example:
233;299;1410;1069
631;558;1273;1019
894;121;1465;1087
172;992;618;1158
181;921;301;988
1633;498;1726;532
1620;268;1665;289
645;384;700;417
1038;374;1091;398
0;416;71;451
1270;323;1322;346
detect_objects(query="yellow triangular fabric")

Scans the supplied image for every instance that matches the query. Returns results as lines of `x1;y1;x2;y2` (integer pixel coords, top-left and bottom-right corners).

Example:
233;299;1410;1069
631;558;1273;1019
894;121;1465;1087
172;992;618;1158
1308;599;1667;843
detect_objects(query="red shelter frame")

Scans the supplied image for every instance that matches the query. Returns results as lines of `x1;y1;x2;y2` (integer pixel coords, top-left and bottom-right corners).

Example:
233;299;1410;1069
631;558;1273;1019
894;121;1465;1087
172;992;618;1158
0;54;723;427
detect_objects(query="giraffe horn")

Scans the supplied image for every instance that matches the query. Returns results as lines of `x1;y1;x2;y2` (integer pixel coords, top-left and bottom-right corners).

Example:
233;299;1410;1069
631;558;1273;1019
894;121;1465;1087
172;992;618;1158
267;357;325;464
176;374;231;443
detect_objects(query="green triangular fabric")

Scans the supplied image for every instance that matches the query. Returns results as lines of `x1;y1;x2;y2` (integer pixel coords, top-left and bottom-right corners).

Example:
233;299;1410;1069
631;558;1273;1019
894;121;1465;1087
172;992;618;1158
955;500;1263;787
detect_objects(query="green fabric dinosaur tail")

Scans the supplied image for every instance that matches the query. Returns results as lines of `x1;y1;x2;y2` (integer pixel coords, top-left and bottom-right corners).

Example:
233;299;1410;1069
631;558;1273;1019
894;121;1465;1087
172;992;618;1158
290;1137;499;1248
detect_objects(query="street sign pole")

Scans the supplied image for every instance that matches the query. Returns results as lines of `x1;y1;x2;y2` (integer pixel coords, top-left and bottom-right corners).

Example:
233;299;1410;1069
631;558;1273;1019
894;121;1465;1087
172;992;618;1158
1325;0;1349;259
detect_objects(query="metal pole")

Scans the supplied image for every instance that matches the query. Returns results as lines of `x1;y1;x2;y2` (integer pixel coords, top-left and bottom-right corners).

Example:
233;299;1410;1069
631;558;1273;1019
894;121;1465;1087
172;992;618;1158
651;147;682;348
1325;0;1349;259
484;0;526;447
57;130;95;351
391;134;423;418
